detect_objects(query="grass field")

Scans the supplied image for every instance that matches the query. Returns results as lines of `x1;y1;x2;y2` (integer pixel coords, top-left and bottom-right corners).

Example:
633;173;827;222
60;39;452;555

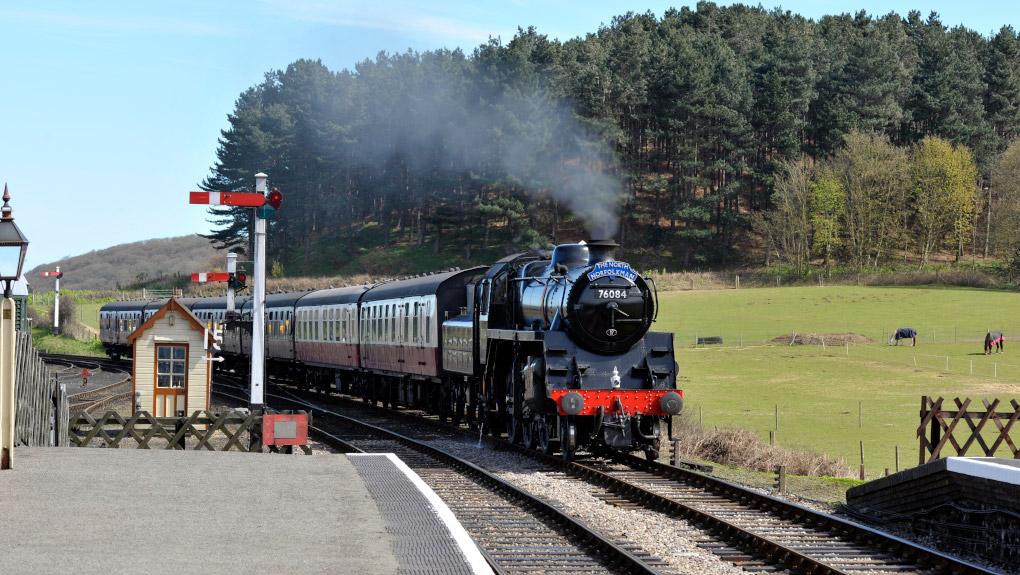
657;286;1020;478
30;327;105;357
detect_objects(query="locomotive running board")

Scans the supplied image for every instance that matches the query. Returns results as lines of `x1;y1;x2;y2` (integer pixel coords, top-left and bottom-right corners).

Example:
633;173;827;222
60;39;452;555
486;328;544;342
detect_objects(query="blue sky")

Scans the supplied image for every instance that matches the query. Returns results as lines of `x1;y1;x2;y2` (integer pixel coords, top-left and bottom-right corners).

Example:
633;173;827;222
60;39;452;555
1;1;1016;270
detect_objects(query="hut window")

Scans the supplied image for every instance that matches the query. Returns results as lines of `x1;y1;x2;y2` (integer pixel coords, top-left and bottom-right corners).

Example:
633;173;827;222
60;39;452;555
156;345;186;388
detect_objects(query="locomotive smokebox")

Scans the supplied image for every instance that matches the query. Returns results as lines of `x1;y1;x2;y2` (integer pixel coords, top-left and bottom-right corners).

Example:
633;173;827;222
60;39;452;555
586;239;619;264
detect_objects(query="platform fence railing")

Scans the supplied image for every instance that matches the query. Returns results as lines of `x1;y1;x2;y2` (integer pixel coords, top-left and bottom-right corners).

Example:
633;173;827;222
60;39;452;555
917;395;1020;464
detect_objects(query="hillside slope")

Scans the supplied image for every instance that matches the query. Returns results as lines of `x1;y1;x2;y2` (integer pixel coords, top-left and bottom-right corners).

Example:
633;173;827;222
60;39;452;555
28;235;222;291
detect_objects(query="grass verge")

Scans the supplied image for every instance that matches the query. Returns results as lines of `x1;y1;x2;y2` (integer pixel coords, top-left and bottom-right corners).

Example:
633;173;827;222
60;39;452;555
31;327;105;357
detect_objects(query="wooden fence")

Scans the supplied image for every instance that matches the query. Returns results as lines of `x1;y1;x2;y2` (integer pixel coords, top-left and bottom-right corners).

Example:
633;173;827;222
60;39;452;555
918;396;1020;464
14;333;69;446
70;410;312;453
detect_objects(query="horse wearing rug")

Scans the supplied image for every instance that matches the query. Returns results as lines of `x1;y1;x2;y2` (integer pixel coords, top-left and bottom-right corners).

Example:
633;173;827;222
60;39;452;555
890;327;917;346
985;331;1004;354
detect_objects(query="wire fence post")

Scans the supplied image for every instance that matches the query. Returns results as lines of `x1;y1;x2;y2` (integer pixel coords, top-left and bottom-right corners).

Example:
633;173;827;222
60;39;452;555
859;441;866;480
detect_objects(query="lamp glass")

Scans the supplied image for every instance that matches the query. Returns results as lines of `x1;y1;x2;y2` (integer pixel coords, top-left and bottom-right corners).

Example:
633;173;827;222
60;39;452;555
0;244;24;280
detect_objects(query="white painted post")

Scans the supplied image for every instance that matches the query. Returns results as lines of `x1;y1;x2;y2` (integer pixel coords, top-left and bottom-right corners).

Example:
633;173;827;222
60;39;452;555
250;173;268;410
0;296;15;469
52;265;60;335
945;356;950;371
994;362;998;378
226;252;237;315
970;359;973;374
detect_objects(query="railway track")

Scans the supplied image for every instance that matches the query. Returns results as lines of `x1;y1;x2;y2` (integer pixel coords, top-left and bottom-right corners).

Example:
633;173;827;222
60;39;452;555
215;376;671;575
41;353;131;414
242;378;997;575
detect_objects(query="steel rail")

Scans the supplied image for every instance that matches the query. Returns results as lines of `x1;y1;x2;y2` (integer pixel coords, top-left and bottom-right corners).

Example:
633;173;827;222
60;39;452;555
212;377;663;575
588;448;997;575
41;353;134;414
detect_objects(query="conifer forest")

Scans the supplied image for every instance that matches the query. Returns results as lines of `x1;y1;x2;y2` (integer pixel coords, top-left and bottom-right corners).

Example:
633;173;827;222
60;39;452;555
201;3;1020;276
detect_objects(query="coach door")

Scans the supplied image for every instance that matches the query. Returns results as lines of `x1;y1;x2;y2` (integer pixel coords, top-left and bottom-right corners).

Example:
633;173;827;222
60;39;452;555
154;344;188;416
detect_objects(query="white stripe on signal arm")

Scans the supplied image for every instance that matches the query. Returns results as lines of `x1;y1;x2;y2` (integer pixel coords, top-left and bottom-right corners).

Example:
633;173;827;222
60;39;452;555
209;192;221;205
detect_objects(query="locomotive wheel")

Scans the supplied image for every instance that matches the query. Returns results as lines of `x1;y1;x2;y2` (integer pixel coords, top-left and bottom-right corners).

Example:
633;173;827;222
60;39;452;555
537;416;555;455
522;418;536;449
506;415;521;444
559;416;576;461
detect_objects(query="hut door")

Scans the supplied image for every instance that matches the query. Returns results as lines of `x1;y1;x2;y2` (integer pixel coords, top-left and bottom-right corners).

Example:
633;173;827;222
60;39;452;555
154;344;188;417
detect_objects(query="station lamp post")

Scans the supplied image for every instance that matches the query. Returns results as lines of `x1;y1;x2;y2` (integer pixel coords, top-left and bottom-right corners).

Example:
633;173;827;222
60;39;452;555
0;184;30;470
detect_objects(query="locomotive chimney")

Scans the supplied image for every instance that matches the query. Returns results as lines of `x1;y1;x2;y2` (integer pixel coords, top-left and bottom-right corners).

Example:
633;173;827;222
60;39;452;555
586;239;619;264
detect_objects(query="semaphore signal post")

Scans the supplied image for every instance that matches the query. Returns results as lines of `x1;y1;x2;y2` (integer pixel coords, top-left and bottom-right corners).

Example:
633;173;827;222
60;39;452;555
39;267;63;335
189;173;281;412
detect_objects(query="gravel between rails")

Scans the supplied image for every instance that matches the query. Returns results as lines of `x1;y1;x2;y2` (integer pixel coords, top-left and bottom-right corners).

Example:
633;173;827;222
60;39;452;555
426;437;745;575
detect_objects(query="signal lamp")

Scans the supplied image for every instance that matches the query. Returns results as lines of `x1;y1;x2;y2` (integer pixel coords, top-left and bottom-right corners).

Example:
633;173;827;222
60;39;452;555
267;188;282;210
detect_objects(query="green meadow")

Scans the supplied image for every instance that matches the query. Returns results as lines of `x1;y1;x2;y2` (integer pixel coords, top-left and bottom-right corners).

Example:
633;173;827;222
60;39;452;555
657;286;1020;477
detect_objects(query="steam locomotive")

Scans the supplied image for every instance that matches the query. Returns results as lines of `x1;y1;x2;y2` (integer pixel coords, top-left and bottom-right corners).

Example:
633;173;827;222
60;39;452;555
99;240;683;459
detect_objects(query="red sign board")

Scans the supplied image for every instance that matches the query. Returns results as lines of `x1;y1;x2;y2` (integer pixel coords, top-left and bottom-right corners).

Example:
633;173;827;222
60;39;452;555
262;413;309;446
189;191;266;207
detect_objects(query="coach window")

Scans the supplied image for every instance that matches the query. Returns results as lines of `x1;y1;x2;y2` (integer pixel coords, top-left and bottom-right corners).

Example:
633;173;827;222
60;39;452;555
425;303;431;344
404;303;410;343
412;303;419;342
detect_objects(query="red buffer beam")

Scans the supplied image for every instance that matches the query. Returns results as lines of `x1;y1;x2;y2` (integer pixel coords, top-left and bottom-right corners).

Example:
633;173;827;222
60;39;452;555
189;191;265;207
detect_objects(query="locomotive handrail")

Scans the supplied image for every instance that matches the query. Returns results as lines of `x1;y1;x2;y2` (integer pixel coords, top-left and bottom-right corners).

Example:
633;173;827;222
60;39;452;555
509;275;568;282
645;275;659;321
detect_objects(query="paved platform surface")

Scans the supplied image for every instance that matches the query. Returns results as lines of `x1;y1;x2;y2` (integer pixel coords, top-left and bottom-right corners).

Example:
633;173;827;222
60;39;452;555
0;448;398;575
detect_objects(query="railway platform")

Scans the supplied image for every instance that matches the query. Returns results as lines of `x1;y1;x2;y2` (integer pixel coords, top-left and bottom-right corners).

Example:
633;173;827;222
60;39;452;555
847;456;1020;565
0;448;491;575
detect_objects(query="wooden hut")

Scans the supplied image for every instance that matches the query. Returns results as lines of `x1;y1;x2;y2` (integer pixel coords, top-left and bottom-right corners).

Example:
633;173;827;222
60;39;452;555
127;297;214;417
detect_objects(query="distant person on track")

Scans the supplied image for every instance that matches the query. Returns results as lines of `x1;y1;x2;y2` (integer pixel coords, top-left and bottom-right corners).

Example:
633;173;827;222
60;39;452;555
985;331;1005;355
81;368;90;388
889;328;917;346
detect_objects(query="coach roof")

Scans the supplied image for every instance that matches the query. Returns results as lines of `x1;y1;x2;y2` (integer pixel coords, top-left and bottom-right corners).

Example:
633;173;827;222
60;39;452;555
297;285;371;307
361;268;487;302
101;299;166;312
